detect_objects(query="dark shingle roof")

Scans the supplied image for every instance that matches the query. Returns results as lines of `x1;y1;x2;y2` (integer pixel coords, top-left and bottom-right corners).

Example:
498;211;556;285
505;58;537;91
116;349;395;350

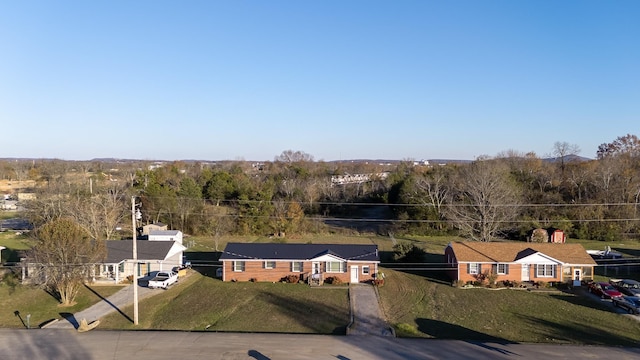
219;243;379;262
105;240;176;263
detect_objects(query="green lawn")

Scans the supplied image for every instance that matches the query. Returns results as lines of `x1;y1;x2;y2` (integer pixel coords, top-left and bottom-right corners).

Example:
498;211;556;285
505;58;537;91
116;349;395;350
3;232;640;344
99;271;350;334
378;268;640;345
0;282;123;328
0;231;33;262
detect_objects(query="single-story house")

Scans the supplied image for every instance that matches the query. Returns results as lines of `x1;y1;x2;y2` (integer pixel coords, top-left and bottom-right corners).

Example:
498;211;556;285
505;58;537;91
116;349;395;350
148;230;183;244
445;242;597;285
219;243;380;284
98;239;186;283
142;222;168;235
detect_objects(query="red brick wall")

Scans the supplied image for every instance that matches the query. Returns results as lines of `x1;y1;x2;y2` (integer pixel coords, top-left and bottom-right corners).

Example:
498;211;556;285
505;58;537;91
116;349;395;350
456;263;562;284
222;260;377;283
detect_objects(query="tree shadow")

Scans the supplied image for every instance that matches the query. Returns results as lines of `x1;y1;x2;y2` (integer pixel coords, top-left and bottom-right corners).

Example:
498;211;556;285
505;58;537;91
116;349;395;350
257;290;348;334
248;350;271;360
59;312;79;329
515;313;640;346
83;284;133;323
416;318;514;343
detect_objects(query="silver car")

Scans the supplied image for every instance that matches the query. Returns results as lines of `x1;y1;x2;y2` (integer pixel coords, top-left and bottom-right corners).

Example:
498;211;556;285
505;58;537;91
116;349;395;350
612;296;640;315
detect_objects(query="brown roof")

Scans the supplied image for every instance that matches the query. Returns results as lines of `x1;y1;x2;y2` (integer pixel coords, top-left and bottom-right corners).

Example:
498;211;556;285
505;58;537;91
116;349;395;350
448;242;597;265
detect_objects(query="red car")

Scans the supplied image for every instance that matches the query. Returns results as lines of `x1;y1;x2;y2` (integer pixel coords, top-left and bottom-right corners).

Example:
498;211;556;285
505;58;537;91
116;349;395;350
588;282;623;299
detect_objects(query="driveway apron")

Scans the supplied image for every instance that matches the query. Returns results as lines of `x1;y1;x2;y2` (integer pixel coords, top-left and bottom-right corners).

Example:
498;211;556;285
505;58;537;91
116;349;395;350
45;282;158;329
348;283;394;336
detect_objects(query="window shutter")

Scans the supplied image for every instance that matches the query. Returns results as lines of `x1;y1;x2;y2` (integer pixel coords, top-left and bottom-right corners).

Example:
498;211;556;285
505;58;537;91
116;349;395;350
478;264;482;273
505;264;509;275
467;263;470;274
492;264;497;274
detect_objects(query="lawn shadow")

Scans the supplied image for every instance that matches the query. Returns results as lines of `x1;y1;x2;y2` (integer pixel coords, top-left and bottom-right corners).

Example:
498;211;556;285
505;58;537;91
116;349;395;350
13;310;27;328
258;290;348;334
416;318;519;356
416;318;514;343
83;284;133;323
515;313;639;346
548;289;619;313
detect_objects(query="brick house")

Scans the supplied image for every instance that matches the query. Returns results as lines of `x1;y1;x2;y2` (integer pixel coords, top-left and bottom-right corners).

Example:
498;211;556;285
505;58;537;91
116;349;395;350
219;243;379;284
445;241;597;285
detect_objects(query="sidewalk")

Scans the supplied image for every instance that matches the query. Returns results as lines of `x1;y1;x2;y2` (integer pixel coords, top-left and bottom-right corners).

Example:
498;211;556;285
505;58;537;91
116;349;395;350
45;282;158;329
347;283;394;336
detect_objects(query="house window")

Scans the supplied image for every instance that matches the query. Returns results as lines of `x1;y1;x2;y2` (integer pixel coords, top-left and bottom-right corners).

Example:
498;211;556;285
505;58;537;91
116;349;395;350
264;261;276;269
362;266;370;275
233;261;245;272
468;263;480;275
326;261;345;273
291;261;303;272
496;263;509;275
536;264;555;278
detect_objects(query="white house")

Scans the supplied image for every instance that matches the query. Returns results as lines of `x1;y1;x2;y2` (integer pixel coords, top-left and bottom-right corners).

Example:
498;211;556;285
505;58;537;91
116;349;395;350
98;240;186;283
148;230;183;244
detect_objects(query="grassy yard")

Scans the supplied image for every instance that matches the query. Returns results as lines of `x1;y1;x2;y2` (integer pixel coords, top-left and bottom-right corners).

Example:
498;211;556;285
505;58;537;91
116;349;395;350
378;268;640;345
0;231;33;263
99;271;350;334
0;281;123;328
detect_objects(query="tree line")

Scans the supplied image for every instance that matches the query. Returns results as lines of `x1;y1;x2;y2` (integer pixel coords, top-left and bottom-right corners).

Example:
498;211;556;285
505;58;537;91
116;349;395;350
4;135;640;243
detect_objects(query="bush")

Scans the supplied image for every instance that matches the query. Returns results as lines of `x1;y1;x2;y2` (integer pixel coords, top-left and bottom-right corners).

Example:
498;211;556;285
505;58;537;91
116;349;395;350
325;276;342;285
281;274;299;284
392;242;426;263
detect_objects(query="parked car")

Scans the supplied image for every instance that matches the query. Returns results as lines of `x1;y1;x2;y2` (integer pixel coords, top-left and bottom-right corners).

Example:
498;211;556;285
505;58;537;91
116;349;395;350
148;271;179;289
610;279;640;296
612;296;640;315
588;281;623;299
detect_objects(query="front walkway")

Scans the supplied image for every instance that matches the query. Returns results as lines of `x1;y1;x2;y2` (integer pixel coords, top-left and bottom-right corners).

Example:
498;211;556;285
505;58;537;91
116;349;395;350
45;281;160;329
347;283;394;336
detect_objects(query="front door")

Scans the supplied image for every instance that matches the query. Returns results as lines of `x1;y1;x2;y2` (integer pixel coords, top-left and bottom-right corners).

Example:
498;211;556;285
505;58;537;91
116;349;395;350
521;264;530;281
573;269;582;287
350;266;359;284
312;262;320;275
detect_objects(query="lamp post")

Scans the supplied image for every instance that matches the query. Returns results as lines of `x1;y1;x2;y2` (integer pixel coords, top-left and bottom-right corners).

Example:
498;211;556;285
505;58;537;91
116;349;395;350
131;196;139;325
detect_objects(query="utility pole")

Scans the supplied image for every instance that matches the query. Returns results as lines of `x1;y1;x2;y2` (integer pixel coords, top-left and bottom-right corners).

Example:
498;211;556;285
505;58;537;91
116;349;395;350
131;196;139;325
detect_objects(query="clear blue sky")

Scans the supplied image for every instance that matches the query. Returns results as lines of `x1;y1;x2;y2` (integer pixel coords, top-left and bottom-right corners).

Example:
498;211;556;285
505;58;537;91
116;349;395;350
1;1;638;161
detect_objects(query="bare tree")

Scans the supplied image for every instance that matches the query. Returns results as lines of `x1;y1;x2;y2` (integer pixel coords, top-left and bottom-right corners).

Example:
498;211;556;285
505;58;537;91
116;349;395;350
29;218;106;305
597;134;640;159
552;141;581;175
444;159;522;241
274;150;314;163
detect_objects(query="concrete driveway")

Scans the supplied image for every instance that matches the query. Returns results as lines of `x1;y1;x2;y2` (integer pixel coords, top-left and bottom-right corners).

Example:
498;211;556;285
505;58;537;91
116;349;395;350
347;283;393;336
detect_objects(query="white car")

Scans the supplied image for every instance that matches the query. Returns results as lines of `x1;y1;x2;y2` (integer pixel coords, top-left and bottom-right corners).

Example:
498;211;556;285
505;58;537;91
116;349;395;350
148;271;179;289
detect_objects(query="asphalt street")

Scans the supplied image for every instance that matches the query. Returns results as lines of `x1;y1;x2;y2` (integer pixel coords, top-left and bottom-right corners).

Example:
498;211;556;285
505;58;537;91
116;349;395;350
1;329;640;360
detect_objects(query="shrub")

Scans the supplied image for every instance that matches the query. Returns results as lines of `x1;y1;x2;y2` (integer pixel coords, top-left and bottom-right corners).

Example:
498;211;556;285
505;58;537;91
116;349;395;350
281;274;299;284
325;276;342;285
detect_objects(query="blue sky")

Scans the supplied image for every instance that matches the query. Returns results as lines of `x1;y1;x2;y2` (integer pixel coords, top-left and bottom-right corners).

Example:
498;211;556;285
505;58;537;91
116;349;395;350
1;1;638;161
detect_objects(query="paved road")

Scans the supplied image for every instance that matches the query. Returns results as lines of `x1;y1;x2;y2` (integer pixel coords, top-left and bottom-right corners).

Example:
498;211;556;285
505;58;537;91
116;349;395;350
2;329;640;360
